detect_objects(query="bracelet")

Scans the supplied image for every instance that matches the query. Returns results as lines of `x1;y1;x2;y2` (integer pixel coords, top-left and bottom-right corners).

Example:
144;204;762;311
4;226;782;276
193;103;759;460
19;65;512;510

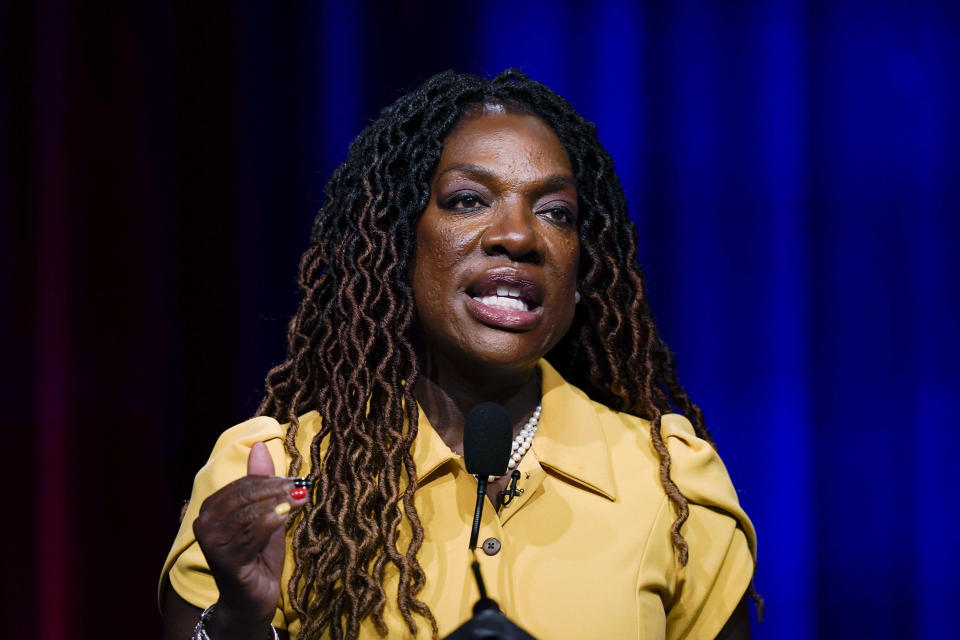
191;603;279;640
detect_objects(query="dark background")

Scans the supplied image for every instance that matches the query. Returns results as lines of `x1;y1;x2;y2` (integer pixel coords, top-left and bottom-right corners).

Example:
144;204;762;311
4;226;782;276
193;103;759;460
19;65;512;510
4;1;959;638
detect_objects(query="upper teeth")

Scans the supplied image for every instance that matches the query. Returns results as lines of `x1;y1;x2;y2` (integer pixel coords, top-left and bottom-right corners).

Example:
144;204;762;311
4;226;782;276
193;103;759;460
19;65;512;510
496;286;521;298
477;295;528;312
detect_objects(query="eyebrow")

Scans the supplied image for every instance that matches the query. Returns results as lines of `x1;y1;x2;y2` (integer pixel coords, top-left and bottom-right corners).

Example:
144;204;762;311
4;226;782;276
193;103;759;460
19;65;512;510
436;163;577;193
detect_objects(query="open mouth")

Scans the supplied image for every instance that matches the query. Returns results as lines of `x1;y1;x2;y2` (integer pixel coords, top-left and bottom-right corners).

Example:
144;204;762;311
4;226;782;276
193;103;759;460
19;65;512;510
473;285;534;312
467;274;542;310
464;271;543;330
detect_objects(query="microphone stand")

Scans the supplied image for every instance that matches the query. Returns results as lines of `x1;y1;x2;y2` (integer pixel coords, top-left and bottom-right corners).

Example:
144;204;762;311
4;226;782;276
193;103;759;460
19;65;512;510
444;473;537;640
468;476;489;551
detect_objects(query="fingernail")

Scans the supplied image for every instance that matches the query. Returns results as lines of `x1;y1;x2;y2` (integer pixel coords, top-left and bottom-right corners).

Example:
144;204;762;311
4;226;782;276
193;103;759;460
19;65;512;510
289;487;308;500
292;477;313;489
274;502;291;515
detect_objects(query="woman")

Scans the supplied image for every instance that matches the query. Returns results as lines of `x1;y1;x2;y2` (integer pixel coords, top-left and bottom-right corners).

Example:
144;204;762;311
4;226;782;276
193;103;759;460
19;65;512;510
161;69;756;639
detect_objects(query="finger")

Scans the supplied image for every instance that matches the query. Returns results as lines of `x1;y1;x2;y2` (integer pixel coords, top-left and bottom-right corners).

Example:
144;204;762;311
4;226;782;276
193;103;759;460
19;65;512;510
196;482;309;542
204;496;304;567
225;494;304;538
215;506;292;588
199;498;283;552
200;475;286;515
199;473;311;518
247;441;276;477
260;515;288;577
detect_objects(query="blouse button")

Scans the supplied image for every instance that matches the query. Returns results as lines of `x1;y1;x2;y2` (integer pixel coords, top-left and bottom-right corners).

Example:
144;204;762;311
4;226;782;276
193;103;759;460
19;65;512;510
481;537;502;556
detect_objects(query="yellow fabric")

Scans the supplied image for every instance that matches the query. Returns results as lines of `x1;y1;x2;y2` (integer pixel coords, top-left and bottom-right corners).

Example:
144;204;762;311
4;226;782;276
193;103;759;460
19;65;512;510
161;359;756;639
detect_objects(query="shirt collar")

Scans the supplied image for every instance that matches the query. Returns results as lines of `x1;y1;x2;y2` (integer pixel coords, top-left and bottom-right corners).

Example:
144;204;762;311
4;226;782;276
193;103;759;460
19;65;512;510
532;359;618;502
411;404;460;483
410;360;618;502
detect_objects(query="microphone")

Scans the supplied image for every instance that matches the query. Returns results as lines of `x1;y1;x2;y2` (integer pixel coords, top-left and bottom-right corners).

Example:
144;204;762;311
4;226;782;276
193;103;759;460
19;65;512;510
463;402;513;550
445;403;537;640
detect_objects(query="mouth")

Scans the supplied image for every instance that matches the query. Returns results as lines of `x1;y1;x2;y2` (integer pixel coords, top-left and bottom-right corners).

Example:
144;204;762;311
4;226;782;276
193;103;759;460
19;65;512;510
464;271;544;330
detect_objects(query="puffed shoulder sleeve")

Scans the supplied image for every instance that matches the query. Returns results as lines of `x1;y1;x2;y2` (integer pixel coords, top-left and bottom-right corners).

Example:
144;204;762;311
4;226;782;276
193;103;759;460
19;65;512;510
158;416;288;627
658;413;757;640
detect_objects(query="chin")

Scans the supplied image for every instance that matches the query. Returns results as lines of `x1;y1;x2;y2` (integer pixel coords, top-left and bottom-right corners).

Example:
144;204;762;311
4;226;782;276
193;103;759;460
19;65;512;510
461;335;547;371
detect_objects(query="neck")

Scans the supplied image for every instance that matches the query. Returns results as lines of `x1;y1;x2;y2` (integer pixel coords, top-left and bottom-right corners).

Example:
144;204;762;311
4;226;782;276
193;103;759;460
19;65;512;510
414;351;541;456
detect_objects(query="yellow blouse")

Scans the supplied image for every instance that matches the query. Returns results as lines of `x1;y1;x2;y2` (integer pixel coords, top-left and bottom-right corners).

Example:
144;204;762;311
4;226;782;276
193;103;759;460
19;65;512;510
161;359;756;639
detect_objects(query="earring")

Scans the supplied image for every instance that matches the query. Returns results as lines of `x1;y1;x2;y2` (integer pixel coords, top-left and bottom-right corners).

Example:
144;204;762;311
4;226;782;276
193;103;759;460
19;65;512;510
574;291;581;303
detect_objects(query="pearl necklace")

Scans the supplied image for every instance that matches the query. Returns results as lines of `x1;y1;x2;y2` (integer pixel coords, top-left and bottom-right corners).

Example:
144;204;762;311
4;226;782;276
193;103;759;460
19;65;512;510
507;404;541;470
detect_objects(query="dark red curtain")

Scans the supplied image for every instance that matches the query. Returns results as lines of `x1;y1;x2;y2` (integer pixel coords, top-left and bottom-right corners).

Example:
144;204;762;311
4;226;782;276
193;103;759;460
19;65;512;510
5;2;481;636
6;3;310;636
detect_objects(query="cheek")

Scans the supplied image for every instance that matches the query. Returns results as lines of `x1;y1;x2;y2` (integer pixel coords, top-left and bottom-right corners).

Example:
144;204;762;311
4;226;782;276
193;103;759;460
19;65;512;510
545;241;580;333
417;218;467;266
412;221;468;323
434;226;473;267
558;238;580;289
414;227;478;309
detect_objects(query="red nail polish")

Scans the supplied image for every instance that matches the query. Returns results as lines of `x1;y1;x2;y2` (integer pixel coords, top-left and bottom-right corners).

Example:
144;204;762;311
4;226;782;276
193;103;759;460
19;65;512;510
289;487;308;500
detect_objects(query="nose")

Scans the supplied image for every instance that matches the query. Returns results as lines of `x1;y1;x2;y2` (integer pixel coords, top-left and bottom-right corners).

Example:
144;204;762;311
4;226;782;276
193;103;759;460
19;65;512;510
481;199;544;264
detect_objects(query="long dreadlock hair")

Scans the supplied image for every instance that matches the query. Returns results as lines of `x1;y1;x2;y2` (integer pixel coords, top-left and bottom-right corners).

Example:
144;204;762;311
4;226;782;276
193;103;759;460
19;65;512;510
259;69;731;639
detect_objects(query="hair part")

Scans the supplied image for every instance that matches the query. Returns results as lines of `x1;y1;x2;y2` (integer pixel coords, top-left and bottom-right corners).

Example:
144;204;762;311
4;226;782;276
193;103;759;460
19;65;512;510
259;69;724;638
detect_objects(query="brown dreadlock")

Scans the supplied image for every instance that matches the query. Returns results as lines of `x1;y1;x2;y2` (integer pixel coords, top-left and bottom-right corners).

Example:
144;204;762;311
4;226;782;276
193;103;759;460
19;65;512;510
258;69;743;639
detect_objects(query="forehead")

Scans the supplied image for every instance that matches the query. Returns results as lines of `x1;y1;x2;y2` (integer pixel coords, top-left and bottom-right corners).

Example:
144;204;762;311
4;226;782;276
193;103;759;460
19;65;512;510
436;111;573;176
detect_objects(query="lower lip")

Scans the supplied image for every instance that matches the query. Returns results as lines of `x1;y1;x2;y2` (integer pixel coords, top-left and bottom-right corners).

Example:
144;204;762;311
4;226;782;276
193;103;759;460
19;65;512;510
465;296;542;331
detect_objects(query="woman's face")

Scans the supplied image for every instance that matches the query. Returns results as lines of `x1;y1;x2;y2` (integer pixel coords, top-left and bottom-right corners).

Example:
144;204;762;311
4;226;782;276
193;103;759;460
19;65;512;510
411;109;580;378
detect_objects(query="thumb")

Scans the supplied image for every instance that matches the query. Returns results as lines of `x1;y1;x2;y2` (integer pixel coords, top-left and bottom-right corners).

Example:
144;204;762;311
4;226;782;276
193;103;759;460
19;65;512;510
247;441;276;476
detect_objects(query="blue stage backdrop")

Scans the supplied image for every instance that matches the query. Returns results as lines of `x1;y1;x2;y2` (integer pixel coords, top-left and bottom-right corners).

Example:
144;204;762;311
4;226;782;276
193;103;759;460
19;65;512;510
7;1;958;638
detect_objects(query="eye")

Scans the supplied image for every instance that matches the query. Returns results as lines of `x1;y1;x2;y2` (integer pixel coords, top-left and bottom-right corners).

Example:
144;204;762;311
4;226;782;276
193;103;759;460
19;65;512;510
539;204;576;226
442;192;487;210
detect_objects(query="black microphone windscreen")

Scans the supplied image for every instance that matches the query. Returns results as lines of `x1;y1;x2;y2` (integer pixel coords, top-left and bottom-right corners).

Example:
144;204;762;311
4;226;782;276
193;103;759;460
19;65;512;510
463;402;513;477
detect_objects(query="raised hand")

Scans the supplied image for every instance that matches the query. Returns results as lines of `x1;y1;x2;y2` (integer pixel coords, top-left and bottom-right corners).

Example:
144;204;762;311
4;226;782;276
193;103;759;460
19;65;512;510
192;441;309;635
